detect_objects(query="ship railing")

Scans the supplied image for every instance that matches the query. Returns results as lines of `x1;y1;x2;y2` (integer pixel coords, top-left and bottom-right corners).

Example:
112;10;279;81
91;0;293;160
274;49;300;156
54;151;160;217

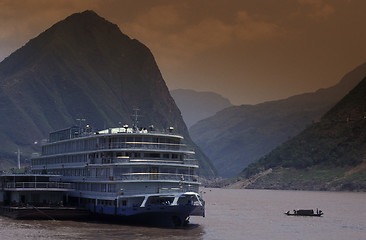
5;182;73;189
92;157;198;166
97;142;194;152
119;186;199;196
183;158;198;165
115;173;199;182
112;157;184;164
41;142;195;156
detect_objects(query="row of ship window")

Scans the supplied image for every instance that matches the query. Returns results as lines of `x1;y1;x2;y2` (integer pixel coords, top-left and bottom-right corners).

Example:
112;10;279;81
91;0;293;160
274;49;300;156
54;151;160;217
32;154;87;165
79;198;134;207
32;152;184;166
42;136;181;155
73;182;117;193
34;167;193;179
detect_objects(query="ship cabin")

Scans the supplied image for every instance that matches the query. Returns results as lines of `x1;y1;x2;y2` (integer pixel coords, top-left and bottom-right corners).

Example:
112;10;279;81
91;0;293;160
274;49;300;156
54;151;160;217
30;126;200;203
0;174;73;207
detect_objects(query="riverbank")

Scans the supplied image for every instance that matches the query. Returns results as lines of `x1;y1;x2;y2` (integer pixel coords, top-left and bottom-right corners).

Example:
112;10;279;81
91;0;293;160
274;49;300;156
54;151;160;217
226;166;366;192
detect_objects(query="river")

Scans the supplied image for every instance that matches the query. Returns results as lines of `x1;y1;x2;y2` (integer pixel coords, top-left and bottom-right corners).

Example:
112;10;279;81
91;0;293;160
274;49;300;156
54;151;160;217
0;188;365;240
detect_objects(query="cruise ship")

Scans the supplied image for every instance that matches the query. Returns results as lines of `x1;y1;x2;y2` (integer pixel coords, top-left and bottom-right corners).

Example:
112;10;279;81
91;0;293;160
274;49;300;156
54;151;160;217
30;123;205;227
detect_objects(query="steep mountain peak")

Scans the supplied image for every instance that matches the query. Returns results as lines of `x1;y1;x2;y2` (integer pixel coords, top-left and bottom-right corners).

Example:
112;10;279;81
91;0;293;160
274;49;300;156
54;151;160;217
50;10;124;37
0;11;216;176
1;10;136;79
63;10;104;23
0;9;156;130
71;10;101;19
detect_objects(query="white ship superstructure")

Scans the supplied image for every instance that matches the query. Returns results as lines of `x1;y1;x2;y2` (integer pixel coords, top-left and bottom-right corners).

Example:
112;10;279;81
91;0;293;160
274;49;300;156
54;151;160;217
31;124;205;226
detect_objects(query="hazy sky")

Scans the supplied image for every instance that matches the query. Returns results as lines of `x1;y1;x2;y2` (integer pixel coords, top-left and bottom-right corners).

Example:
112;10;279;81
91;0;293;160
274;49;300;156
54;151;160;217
1;0;366;105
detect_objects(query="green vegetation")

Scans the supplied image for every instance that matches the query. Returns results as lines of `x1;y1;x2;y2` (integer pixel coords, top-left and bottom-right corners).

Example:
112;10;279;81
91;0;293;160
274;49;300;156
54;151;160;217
190;79;361;177
237;77;366;190
243;167;364;191
243;120;366;178
191;60;366;179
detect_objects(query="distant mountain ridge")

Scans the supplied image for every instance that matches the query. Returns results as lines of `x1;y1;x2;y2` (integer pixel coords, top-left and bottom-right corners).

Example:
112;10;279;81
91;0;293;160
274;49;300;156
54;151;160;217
237;76;366;191
190;62;366;178
170;89;232;128
0;10;216;176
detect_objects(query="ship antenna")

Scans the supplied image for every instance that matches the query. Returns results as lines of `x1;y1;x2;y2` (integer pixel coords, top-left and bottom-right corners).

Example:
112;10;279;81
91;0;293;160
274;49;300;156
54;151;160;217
76;118;86;128
17;148;21;169
132;108;141;129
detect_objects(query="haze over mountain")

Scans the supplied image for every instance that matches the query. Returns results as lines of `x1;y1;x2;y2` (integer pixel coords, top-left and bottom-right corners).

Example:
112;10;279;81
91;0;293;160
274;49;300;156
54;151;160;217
237;76;366;191
2;1;366;106
170;89;232;128
0;10;216;177
190;62;366;178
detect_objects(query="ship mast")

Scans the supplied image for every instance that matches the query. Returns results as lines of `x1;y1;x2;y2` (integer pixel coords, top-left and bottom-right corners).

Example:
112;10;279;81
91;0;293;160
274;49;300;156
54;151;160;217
132;108;140;130
17;148;20;169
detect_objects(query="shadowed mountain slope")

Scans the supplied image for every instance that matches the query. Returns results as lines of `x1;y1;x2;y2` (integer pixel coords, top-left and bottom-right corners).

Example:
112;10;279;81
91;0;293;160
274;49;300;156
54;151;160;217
0;10;216;177
237;77;366;191
190;62;366;177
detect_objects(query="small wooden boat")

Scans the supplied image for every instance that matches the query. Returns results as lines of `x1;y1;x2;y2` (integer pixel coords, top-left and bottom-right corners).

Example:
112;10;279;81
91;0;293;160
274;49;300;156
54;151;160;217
285;209;323;217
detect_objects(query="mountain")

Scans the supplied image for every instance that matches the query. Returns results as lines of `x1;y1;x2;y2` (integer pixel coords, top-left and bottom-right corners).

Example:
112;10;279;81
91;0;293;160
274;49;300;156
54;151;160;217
236;76;366;191
0;10;216;177
170;89;232;128
190;63;366;178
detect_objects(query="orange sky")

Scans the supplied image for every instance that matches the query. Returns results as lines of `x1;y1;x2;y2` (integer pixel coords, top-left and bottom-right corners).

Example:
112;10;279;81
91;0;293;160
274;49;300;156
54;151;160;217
1;0;366;105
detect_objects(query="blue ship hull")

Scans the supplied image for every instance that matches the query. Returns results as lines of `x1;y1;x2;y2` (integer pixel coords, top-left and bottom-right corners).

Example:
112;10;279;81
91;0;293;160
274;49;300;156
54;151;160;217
86;203;204;227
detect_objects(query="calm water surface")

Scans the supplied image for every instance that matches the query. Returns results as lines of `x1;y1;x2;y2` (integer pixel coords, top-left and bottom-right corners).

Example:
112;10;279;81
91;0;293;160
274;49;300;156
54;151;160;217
0;188;365;240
